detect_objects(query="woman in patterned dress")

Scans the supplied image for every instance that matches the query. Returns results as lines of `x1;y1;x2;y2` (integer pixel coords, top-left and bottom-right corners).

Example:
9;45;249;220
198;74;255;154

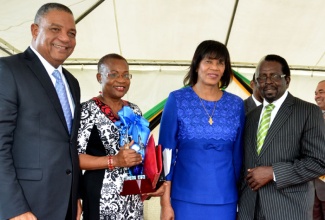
77;53;163;220
159;40;245;220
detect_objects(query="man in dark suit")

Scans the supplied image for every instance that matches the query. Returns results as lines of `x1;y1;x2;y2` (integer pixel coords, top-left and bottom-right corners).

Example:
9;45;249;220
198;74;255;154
313;80;325;220
0;3;81;220
238;55;325;220
244;73;263;114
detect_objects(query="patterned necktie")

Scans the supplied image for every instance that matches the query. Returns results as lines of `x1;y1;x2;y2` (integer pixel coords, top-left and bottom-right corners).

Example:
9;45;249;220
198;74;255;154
52;70;72;134
256;104;275;154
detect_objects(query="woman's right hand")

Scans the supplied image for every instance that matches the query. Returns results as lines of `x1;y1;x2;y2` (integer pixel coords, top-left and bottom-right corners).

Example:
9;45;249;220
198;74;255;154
114;140;142;168
160;205;174;220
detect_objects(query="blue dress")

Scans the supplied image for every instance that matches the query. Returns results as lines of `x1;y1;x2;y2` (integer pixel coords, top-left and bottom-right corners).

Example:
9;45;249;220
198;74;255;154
159;87;245;220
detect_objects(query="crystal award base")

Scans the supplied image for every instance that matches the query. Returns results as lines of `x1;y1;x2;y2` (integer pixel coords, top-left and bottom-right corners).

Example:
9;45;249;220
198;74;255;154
120;175;155;195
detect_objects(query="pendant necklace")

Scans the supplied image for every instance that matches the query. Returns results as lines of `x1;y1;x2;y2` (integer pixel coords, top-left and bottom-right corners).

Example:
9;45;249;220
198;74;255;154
199;97;217;125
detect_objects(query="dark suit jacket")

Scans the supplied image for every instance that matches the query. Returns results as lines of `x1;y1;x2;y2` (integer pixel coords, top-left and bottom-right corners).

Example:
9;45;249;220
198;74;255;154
244;95;257;114
315;116;325;201
0;48;81;220
238;93;325;220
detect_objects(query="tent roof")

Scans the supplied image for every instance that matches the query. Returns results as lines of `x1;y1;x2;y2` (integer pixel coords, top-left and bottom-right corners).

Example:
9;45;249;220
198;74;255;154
1;0;325;73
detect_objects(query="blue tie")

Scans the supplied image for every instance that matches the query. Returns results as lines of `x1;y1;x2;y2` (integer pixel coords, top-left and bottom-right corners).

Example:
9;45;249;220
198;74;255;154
52;70;72;134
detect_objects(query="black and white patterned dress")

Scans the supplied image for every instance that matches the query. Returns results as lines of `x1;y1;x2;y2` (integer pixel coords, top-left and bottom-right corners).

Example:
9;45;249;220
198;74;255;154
77;98;143;220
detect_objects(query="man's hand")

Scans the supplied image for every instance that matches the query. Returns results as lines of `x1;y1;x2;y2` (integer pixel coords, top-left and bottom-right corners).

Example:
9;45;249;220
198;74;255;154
10;212;37;220
246;166;273;191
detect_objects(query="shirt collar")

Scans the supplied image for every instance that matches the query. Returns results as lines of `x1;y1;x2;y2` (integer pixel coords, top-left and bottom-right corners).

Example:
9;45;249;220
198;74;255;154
30;45;63;74
252;95;262;107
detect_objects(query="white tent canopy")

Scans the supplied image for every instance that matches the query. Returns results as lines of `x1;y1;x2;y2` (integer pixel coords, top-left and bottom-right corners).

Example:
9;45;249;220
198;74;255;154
1;0;324;110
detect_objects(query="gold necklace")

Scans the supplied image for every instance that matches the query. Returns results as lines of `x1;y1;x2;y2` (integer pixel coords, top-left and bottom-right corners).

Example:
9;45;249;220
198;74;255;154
199;97;217;125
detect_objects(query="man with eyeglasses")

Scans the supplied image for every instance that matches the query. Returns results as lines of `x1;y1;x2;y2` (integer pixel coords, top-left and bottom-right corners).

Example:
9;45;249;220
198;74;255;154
238;54;325;220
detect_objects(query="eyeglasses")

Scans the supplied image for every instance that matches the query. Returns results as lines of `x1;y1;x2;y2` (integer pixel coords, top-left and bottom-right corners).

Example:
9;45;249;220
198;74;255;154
256;74;286;83
106;73;132;80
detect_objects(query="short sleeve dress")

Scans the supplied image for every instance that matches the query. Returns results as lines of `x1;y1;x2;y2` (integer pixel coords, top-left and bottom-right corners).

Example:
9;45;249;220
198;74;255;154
77;97;143;220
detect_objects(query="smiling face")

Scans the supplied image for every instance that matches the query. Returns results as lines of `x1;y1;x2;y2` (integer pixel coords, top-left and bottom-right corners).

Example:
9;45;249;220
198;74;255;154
256;60;290;103
31;9;76;68
315;81;325;110
196;56;225;87
97;58;130;100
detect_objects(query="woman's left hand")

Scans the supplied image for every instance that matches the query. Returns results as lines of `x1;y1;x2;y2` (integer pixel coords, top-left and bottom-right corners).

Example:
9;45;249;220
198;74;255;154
144;181;167;197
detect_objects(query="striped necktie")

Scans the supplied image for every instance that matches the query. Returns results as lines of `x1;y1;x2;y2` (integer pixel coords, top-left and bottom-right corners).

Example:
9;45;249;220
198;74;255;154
52;70;72;134
256;104;275;154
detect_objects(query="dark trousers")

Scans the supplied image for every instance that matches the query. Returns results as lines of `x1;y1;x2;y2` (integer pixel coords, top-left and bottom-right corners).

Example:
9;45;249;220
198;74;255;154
313;191;325;220
65;191;73;220
254;193;266;220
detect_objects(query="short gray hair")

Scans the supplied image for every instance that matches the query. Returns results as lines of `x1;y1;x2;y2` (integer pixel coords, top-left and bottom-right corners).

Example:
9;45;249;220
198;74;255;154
34;3;73;24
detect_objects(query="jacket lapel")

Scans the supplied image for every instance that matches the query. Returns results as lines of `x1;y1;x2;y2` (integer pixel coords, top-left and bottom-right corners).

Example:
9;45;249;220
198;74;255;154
246;106;262;158
23;48;69;134
259;93;294;157
248;96;257;110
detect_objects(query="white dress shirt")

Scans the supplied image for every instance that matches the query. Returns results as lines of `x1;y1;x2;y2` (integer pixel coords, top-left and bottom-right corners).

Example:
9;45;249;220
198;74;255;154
30;46;75;117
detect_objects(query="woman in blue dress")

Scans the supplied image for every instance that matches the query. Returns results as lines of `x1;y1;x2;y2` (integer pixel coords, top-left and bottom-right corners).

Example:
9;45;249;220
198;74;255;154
159;40;245;220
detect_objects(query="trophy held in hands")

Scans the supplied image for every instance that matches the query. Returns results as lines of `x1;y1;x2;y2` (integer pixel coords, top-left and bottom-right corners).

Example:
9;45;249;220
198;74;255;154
116;106;162;196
